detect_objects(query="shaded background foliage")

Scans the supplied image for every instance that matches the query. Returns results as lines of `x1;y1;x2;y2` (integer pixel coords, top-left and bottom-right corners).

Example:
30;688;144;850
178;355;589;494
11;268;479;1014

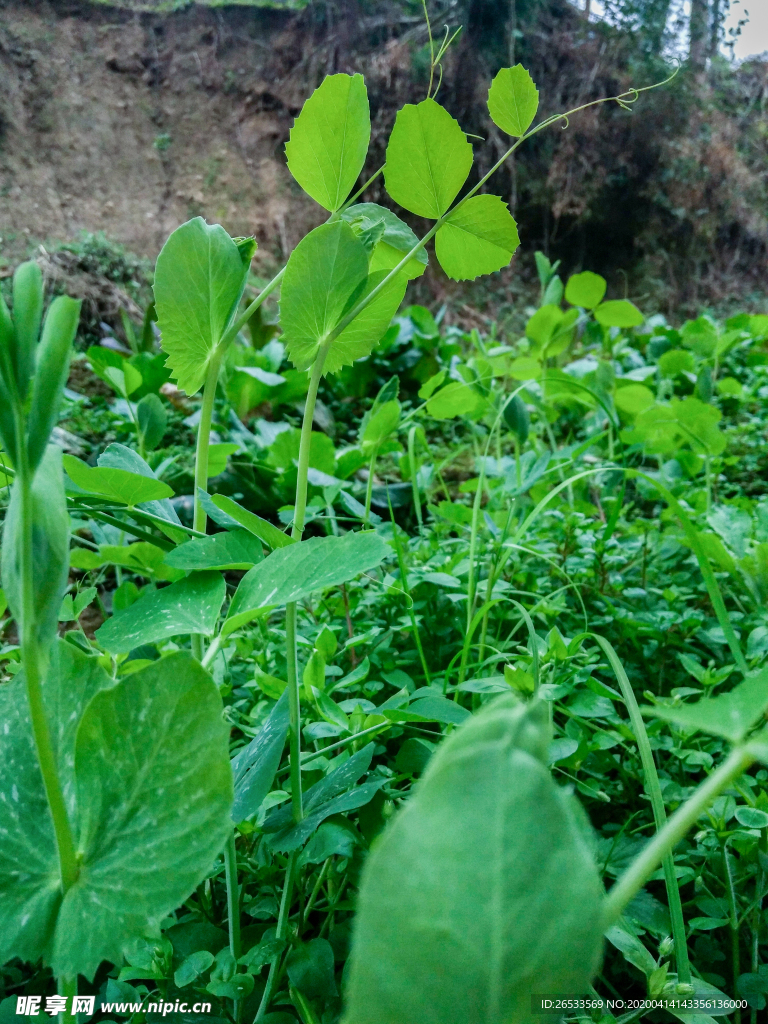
0;0;766;320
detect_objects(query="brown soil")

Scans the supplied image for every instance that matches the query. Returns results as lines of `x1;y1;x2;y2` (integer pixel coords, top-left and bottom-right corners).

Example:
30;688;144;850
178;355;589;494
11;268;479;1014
0;0;326;268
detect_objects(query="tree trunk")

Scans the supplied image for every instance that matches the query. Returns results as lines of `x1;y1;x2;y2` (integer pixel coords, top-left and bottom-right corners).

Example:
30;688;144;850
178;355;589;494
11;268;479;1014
689;0;708;69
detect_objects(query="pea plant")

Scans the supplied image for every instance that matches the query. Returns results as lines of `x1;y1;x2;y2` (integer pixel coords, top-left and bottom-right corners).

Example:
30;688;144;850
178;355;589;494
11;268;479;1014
3;53;768;1024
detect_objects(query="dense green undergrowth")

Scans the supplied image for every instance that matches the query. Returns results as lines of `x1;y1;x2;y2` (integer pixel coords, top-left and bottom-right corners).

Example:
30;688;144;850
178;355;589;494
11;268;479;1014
2;53;768;1024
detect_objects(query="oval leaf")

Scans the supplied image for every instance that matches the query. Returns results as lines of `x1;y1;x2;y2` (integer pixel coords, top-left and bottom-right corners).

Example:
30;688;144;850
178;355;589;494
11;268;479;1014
435;195;520;281
565;271;607;310
285;73;370;212
594;300;644;329
383;98;472;219
344;697;604;1024
154;218;248;396
487;64;539;137
64;455;173;507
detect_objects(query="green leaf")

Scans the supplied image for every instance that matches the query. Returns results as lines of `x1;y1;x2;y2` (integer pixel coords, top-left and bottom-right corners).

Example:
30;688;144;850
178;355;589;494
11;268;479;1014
341;203;428;279
211;494;293;549
614;383;655;416
605;925;657;977
97;443;182;532
263;744;381;852
154;218;248;396
487;65;539;137
0;645;232;979
325;270;407;376
360;400;401;452
64;455;173;507
735;806;768;829
27;297;80;472
435;195;520;281
225;532;389;634
383;98;473;218
165;529;264;571
658;349;695;377
1;445;69;656
95;572;226;653
281;222;406;376
281;221;366;369
105;362;142;398
426;381;483;419
594;300;644;329
344;696;604;1024
208;442;239;478
503;395;529;443
136;394;168;452
285;73;370;212
11;261;43;398
286;939;337;1001
175;950;215;988
383;693;470;726
231;691;290;822
641;669;768;743
565;271;606;310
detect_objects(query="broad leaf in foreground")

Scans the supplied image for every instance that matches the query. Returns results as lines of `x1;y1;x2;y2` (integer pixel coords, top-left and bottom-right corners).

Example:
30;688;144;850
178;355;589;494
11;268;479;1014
225;532;389;634
95;572;226;653
383;98;472;219
435;195;520;280
0;645;232;979
642;669;768;743
154;217;249;396
344;696;604;1024
285;73;370;212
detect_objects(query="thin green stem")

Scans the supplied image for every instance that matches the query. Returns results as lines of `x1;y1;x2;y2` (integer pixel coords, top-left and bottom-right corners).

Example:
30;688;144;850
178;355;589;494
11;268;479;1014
286;344;331;825
408;427;423;531
224;832;241;959
364;451;377;524
60;976;77;1024
387;491;431;684
222;268;285;351
223;831;241;1020
16;435;79;895
590;634;691;984
191;348;226;660
602;747;754;929
722;842;741;1022
254;851;298;1023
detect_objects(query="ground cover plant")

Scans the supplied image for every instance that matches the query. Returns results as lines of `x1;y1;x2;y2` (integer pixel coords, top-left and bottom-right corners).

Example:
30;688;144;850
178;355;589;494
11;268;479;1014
2;29;768;1024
